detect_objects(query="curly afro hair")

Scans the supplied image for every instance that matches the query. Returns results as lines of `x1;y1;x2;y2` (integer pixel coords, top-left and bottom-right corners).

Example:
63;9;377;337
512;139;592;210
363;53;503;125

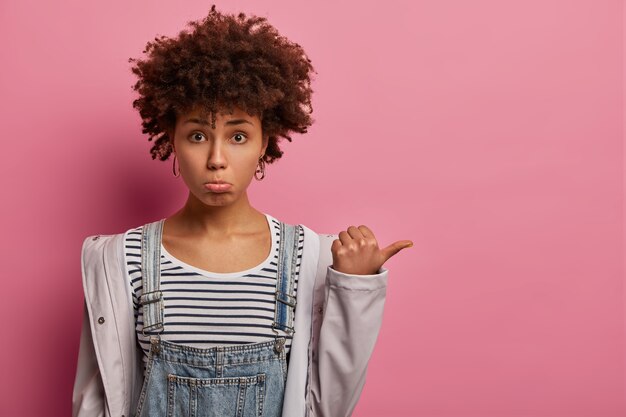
127;4;316;164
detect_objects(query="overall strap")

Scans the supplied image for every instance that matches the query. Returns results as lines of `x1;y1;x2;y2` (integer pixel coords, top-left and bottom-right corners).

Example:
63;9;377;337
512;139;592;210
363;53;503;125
272;222;302;345
139;218;165;336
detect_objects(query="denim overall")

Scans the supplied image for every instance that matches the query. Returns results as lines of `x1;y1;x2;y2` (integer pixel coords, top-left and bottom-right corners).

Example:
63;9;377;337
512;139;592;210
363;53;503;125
133;218;302;417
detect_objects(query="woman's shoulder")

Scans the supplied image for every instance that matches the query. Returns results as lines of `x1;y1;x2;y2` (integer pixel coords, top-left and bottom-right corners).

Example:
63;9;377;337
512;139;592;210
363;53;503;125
119;217;170;241
81;219;152;252
266;212;338;240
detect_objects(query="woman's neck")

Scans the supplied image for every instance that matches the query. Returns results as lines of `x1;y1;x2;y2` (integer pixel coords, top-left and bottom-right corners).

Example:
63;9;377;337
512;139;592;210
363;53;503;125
168;191;264;238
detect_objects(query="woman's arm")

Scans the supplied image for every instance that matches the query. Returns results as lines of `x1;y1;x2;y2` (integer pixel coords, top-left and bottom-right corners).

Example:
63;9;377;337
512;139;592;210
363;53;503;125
305;234;388;417
72;301;106;417
306;222;411;416
306;233;389;417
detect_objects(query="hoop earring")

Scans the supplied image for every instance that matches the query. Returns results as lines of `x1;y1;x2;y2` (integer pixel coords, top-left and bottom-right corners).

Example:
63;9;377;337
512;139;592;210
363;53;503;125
172;153;180;178
254;156;266;180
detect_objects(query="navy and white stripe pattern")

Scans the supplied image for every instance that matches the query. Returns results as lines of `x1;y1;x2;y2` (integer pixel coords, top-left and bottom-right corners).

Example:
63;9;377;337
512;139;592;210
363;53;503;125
123;213;304;371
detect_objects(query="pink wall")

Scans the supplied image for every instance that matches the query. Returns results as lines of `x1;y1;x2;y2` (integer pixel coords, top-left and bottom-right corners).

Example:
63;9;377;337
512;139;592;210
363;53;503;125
0;0;623;416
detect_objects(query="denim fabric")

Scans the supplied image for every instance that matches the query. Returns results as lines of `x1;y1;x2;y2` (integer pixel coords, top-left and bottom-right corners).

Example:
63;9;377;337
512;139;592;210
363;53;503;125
132;218;301;417
133;337;287;417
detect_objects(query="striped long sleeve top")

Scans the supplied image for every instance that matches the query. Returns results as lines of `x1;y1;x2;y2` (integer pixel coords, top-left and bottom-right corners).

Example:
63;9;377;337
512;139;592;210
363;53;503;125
122;213;304;373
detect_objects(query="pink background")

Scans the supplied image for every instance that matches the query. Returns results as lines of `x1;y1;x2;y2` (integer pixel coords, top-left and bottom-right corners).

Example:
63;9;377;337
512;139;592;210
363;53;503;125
0;0;624;416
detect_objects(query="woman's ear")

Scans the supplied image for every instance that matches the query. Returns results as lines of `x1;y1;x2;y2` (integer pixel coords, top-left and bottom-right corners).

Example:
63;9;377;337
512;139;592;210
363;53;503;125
169;129;176;153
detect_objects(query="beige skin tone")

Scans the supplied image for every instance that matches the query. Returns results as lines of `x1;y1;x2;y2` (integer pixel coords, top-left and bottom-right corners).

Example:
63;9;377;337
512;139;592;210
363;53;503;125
164;105;413;276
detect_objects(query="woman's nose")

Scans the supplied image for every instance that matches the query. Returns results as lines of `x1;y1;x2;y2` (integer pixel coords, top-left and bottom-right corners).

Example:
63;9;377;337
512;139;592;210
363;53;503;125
207;143;227;169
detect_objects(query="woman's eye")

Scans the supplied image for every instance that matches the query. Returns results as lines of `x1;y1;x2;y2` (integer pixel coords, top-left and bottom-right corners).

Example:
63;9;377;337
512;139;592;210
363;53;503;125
189;132;205;142
232;133;248;144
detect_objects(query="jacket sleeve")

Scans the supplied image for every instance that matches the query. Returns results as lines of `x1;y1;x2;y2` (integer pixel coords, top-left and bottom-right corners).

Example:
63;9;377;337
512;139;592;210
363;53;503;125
307;234;389;417
72;300;106;417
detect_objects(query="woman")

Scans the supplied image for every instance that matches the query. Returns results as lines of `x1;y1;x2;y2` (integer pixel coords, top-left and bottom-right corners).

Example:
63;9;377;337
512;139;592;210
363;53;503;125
72;5;412;417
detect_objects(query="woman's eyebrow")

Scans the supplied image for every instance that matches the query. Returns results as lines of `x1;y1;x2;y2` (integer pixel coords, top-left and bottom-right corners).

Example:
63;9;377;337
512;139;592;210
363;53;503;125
183;118;254;127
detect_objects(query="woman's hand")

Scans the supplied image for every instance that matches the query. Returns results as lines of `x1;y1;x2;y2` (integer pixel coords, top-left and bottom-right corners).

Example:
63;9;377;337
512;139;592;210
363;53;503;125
331;225;413;275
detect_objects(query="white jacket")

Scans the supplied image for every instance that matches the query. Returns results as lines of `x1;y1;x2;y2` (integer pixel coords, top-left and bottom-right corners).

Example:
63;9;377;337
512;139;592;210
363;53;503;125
72;222;389;417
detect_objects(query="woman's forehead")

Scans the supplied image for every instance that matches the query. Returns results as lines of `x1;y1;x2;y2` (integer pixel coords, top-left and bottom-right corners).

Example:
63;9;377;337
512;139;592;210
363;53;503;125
181;104;258;121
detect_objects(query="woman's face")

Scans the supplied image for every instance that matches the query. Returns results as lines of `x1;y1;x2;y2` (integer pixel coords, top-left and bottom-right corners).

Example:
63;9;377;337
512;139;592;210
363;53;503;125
171;105;268;207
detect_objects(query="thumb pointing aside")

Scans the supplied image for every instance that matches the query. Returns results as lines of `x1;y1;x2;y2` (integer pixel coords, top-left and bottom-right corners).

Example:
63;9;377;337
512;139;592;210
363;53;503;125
380;240;413;263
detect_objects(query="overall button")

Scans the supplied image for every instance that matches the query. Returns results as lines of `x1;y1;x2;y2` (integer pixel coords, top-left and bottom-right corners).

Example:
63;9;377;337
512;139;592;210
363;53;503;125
274;338;285;353
98;317;105;324
150;337;161;354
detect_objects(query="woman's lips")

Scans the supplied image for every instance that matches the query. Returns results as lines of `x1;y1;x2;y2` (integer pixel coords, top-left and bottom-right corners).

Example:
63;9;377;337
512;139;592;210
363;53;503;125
204;182;232;193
